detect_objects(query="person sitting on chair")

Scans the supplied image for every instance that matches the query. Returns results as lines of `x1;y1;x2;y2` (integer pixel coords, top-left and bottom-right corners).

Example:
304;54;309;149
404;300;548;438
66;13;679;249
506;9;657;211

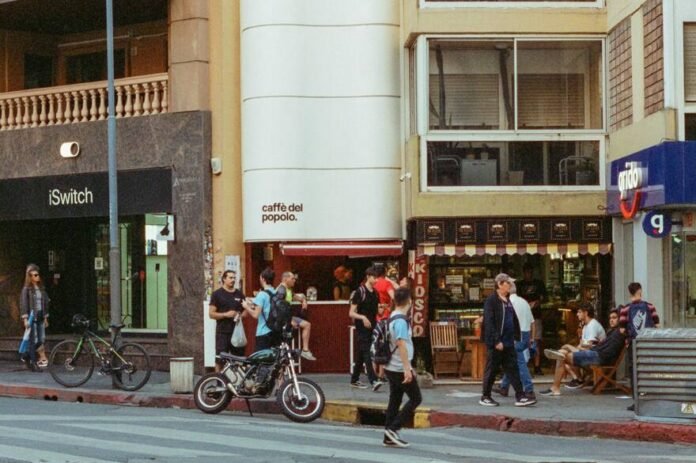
539;309;625;396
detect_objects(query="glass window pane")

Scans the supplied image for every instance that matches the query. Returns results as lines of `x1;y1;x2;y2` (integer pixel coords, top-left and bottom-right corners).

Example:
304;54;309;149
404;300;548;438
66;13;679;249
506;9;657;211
428;40;514;130
517;41;603;130
427;140;599;186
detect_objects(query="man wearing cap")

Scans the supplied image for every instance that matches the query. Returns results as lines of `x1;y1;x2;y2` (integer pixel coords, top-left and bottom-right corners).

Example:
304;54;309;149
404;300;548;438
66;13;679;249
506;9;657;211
480;273;537;407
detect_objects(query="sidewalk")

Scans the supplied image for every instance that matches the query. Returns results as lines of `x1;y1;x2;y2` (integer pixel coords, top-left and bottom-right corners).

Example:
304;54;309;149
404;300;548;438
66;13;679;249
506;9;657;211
0;360;694;444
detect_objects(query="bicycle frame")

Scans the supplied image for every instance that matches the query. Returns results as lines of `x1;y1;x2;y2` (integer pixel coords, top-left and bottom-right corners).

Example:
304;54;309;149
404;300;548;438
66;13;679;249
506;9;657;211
71;330;129;369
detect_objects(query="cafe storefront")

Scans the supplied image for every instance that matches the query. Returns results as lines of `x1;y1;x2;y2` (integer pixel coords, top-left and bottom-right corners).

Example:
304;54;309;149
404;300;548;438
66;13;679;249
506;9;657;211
408;216;613;378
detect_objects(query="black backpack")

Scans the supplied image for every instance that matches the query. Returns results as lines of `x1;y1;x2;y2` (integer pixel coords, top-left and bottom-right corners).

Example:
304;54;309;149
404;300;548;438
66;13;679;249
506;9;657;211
263;289;293;334
371;314;408;365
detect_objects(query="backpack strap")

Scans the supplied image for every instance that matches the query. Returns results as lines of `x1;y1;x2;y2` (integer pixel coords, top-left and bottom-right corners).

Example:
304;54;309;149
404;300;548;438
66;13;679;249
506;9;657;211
260;289;274;324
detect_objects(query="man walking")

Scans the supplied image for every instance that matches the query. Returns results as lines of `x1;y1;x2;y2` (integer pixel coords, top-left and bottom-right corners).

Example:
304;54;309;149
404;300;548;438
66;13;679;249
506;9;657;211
480;273;536;407
348;266;382;391
620;282;659;411
208;270;246;372
383;287;421;448
495;281;535;400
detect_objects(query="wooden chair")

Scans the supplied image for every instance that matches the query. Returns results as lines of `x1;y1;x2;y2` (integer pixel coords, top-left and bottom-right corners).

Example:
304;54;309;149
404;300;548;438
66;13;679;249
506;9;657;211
590;345;631;395
430;322;460;379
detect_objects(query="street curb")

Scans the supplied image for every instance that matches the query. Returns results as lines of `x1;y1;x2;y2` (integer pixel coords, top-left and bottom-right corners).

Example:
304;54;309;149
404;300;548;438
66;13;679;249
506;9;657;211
1;383;694;444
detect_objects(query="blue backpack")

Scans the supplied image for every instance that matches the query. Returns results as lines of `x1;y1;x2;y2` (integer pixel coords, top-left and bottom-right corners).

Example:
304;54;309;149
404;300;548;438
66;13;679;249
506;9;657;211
626;301;655;339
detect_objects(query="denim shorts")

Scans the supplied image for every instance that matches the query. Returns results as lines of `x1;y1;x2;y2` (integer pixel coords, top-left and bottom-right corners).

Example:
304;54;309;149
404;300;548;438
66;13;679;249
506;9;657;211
572;350;600;367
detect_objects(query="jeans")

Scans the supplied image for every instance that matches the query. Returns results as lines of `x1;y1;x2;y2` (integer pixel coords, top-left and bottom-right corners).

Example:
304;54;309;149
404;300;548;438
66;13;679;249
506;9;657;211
384;369;422;431
351;329;377;384
482;345;524;400
500;331;534;393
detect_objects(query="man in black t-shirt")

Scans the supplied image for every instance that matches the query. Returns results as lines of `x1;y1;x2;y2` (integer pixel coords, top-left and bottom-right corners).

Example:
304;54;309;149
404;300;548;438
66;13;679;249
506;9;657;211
209;270;246;371
516;263;547;308
348;266;381;391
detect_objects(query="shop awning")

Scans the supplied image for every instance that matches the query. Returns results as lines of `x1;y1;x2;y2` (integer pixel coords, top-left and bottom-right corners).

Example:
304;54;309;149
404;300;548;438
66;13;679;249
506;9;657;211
417;242;612;257
280;241;403;257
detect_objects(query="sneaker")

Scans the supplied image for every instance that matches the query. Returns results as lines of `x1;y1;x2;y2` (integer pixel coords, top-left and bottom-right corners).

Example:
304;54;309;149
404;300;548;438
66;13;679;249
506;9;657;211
479;396;499;407
544;349;566;361
384;429;409;448
492;385;509;397
515;396;537;407
372;380;383;392
627;404;635;411
539;388;561;397
350;381;368;389
383;436;397;447
564;379;584;389
301;350;317;361
526;391;537;401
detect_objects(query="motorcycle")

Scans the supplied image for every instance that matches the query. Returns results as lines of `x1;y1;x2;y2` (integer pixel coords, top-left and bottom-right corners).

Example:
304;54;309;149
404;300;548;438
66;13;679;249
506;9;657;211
193;332;325;423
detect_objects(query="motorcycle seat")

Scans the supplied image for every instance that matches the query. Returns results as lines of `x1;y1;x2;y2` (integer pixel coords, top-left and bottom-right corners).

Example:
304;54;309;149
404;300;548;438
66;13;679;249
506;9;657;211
219;352;247;362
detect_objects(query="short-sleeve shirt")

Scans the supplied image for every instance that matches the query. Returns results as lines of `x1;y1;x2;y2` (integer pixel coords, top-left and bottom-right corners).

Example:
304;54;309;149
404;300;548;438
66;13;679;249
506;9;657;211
351;285;378;333
582;318;606;344
386;313;412;373
252;287;276;337
210;287;245;334
373;277;395;306
510;294;533;332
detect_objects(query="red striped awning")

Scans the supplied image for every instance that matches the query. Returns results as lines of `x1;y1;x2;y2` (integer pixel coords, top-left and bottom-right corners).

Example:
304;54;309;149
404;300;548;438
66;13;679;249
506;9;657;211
417;242;612;257
280;241;403;257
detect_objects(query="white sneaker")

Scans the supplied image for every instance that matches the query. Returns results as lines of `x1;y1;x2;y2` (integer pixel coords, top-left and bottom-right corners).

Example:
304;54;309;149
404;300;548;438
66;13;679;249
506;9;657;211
300;350;317;361
384;429;409;448
544;349;566;361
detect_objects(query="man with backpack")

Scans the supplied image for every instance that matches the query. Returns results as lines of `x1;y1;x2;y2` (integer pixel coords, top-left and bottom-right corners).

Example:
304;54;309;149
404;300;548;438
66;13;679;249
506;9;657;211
348;266;382;391
382;287;420;448
619;282;660;411
242;267;290;351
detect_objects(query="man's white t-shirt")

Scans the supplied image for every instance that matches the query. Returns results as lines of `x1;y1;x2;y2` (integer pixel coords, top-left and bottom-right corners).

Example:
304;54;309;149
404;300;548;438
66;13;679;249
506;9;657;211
510;294;533;332
582;318;606;343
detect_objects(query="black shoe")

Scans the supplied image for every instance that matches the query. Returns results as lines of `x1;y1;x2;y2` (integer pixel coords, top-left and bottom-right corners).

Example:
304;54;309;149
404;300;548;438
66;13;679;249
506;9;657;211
564;379;584;389
383;436;397;447
526;391;537;401
515;396;537;407
627;404;635;411
539;388;560;397
479;396;499;407
350;381;368;389
492;385;509;397
384;429;409;448
372;380;384;392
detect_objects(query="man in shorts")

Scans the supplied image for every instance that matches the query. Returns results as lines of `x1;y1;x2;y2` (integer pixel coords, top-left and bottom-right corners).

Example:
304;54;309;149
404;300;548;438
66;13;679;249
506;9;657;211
275;271;316;361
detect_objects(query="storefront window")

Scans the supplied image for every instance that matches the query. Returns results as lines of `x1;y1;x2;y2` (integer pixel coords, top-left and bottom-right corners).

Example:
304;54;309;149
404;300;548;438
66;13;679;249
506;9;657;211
670;233;696;328
427;140;599;186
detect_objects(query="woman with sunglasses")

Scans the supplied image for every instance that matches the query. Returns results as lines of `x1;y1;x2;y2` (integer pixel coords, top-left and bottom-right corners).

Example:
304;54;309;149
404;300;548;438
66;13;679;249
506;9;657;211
20;264;50;371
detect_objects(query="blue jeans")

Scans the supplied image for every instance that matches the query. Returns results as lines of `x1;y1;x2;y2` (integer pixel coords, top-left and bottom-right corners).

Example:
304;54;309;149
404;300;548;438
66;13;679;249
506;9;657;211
500;331;534;393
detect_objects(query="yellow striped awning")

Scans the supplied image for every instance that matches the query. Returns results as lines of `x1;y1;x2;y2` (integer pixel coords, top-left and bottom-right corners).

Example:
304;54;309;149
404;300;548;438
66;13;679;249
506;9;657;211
417;242;612;257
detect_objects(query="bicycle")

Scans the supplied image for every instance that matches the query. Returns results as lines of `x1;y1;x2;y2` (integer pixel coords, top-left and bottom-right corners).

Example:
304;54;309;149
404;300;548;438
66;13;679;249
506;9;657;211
48;314;152;391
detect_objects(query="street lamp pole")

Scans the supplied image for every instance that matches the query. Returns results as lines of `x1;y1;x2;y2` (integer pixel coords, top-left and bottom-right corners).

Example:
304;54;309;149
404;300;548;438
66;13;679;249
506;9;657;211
106;0;121;339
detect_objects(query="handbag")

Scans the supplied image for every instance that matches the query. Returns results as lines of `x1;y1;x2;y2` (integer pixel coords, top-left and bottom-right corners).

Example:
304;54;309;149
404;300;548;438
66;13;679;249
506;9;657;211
18;312;34;355
230;316;247;348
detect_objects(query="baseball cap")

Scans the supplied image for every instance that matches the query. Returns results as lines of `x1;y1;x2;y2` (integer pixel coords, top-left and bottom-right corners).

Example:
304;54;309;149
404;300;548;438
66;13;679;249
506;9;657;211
494;273;515;285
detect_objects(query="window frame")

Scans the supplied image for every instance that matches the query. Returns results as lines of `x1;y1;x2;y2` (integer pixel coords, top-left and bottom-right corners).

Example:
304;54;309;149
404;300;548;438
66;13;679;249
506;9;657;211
416;34;607;192
419;0;604;9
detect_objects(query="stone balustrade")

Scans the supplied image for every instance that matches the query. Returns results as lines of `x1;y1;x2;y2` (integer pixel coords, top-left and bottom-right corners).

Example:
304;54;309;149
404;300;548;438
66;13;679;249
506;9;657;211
0;73;168;131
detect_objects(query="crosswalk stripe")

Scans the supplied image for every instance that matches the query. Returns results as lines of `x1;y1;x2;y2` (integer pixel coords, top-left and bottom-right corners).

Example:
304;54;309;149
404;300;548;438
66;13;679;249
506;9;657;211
0;443;118;463
63;423;457;463
0;424;231;459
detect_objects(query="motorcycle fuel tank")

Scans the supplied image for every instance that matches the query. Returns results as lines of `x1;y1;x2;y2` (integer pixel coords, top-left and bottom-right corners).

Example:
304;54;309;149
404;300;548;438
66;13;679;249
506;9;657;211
246;348;277;364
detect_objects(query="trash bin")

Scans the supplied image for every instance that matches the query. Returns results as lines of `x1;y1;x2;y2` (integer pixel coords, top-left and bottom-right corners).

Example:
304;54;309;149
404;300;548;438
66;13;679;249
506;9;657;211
634;328;696;421
170;357;194;394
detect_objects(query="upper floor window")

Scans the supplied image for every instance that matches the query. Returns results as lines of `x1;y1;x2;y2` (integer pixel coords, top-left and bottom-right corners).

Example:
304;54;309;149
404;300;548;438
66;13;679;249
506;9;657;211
428;39;604;131
415;36;606;190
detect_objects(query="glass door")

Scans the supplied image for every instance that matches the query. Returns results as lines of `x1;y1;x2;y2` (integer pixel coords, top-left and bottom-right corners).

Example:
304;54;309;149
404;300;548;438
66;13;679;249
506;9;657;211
669;233;696;328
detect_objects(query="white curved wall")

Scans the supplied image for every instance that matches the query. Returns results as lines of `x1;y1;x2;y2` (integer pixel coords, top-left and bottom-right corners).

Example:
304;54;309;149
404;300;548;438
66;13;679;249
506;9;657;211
241;0;401;242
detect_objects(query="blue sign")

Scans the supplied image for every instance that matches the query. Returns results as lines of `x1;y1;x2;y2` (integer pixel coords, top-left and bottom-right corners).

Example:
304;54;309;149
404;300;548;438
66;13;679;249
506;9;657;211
642;211;672;238
607;142;696;215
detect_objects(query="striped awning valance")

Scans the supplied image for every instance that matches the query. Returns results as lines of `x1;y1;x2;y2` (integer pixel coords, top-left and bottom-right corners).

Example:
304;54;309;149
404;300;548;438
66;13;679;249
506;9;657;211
417;242;612;257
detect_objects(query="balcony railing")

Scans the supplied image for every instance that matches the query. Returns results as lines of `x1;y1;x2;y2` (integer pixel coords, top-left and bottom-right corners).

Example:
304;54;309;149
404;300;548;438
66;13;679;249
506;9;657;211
0;73;168;131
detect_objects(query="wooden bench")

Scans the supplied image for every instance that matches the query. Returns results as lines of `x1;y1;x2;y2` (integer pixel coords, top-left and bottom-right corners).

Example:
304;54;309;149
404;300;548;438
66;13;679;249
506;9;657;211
590;345;631;395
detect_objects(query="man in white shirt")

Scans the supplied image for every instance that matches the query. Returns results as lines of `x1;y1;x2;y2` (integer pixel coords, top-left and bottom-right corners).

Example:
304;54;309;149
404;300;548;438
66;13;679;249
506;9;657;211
494;281;536;400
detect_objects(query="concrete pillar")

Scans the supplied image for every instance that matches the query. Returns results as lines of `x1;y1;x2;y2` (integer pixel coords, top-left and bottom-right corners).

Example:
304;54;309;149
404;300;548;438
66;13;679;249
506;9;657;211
169;0;210;112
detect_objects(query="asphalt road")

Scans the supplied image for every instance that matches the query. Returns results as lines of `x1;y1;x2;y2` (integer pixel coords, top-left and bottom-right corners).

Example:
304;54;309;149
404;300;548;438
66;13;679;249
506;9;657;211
0;397;694;463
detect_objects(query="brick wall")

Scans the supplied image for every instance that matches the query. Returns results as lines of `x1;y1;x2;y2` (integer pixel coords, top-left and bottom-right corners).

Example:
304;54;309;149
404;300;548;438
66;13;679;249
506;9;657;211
644;0;664;116
609;17;633;131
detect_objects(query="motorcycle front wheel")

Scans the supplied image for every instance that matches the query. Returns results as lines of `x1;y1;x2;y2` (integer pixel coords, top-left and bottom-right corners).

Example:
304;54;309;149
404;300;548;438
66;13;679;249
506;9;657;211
193;373;233;414
277;377;325;423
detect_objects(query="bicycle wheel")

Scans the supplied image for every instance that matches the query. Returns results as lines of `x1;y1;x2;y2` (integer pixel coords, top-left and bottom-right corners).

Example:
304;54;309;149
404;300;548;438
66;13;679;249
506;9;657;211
48;339;95;388
112;342;151;391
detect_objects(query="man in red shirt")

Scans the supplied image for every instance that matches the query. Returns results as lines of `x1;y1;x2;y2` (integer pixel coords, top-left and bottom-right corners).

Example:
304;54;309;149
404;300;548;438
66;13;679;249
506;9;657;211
374;266;398;317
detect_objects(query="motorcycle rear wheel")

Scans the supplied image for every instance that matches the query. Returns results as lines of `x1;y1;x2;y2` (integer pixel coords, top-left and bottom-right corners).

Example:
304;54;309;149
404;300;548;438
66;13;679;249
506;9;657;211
194;373;233;414
277;377;325;423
